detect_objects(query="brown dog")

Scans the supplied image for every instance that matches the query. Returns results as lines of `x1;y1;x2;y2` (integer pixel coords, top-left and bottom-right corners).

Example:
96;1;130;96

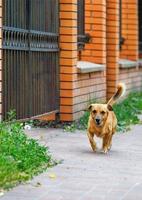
87;83;126;153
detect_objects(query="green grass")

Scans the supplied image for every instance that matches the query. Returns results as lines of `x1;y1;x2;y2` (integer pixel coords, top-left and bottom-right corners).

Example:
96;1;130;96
113;92;142;132
75;91;142;132
0;121;56;190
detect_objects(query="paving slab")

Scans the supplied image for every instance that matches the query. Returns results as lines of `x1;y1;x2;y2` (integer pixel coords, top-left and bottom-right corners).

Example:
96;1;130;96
1;125;142;200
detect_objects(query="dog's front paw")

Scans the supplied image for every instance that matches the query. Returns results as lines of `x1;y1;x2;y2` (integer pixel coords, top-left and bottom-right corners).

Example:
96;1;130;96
108;145;112;151
103;147;108;154
89;142;97;152
91;146;97;152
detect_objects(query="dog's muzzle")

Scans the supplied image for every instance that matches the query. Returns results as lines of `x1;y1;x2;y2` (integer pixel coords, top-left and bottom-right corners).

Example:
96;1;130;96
95;118;101;126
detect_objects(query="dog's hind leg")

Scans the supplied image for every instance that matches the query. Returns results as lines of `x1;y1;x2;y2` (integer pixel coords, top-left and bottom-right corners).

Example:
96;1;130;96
87;132;97;152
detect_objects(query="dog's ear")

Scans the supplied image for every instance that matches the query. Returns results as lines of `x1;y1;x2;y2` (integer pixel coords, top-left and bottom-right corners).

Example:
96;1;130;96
88;104;93;111
107;104;113;111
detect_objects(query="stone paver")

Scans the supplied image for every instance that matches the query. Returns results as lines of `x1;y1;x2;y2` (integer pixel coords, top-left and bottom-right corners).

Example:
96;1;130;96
1;125;142;200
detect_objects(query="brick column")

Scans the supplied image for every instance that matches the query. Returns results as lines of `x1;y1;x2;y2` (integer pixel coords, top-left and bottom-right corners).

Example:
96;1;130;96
59;0;78;121
118;0;141;93
120;0;138;61
81;0;106;65
106;0;119;100
0;0;2;121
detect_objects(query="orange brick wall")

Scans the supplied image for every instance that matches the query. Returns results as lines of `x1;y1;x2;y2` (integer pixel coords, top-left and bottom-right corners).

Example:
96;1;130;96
60;0;107;121
81;0;106;65
106;0;119;100
71;71;106;120
59;0;78;121
119;0;142;92
0;0;2;121
120;0;138;61
119;68;142;93
59;0;142;121
73;0;106;120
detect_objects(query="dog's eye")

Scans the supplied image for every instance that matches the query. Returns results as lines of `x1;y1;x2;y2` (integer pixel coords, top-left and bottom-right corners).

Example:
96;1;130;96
101;111;106;115
92;110;97;114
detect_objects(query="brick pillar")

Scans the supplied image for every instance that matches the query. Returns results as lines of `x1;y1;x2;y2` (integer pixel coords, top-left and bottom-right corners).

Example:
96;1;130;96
106;0;119;100
0;0;2;121
120;0;138;61
59;0;78;121
81;0;106;65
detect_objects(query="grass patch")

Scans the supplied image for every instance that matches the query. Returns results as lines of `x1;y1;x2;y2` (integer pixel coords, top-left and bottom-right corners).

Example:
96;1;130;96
113;92;142;132
0;120;56;190
73;92;142;132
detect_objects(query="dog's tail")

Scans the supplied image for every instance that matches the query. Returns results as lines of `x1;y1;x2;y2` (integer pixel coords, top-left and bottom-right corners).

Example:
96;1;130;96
107;83;126;106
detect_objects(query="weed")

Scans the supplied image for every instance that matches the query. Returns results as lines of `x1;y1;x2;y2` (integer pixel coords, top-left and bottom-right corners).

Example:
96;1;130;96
0;120;56;190
63;123;77;132
113;92;142;132
77;111;90;130
6;109;16;121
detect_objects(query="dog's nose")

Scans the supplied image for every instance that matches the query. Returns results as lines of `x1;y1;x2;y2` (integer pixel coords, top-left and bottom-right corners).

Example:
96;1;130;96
95;118;101;124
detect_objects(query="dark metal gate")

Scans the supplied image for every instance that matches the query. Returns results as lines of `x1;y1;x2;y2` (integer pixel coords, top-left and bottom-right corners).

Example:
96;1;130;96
2;0;59;120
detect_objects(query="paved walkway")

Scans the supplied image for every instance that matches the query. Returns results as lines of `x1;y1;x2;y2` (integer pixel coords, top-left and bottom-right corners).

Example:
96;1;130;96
1;125;142;200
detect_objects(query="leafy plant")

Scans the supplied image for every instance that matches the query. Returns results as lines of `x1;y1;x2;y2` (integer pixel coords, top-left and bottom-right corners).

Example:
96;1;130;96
63;123;77;132
113;92;142;132
77;111;90;130
6;109;16;121
0;119;56;190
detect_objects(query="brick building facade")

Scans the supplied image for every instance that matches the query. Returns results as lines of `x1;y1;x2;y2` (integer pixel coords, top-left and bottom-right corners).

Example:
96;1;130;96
0;0;142;121
0;0;2;121
59;0;142;121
